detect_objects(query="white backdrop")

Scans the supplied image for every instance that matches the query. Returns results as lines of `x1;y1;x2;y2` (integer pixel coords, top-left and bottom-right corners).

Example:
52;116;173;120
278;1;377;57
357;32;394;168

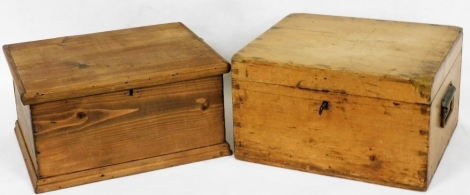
1;1;469;194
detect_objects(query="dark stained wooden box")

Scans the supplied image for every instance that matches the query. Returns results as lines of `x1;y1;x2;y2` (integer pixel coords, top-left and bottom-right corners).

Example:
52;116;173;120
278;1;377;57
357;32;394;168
232;14;462;191
4;23;232;193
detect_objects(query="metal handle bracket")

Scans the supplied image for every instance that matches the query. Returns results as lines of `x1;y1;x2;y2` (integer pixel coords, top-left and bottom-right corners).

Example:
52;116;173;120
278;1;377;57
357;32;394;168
441;83;456;128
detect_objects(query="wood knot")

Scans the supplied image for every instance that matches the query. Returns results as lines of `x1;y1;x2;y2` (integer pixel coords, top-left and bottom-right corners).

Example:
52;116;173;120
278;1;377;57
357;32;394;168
369;155;376;161
201;102;210;111
196;98;210;111
77;63;89;69
76;112;87;119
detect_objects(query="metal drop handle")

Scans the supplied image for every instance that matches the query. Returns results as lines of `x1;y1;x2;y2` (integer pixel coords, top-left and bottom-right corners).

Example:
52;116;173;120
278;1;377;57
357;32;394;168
441;83;456;128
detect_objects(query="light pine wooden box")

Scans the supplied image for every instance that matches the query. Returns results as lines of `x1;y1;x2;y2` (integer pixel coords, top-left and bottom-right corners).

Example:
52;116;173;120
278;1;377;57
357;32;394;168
232;13;462;191
4;23;232;193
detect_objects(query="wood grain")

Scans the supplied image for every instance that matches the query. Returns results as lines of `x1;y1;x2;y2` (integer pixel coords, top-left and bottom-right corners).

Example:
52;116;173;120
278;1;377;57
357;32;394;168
232;79;429;190
6;22;231;193
232;13;462;104
4;47;25;95
35;143;231;193
231;13;462;191
31;76;226;177
427;51;461;187
430;34;462;104
14;83;38;173
3;22;230;105
15;121;231;193
14;121;38;191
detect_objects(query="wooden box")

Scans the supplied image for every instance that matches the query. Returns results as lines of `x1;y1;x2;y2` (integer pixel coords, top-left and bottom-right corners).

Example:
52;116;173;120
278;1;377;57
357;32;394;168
4;23;232;193
232;14;462;191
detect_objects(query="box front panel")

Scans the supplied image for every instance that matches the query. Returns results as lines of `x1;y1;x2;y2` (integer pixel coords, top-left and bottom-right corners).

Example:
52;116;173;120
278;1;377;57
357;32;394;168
233;67;430;190
32;76;225;177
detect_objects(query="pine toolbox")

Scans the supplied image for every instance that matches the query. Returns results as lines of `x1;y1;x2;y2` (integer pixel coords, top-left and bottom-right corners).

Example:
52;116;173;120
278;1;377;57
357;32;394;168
4;23;232;193
231;13;463;190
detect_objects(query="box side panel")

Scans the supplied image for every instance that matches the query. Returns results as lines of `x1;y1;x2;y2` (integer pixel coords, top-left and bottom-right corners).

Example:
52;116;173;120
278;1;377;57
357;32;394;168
427;51;462;186
232;65;430;190
32;76;226;177
14;82;38;173
14;122;38;191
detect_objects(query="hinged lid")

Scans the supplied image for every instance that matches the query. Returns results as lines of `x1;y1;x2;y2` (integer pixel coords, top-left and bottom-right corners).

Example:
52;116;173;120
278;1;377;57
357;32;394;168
232;13;462;104
4;22;229;105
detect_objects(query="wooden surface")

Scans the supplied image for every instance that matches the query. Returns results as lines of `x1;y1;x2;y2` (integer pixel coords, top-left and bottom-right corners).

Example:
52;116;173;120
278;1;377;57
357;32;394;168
232;78;430;190
1;1;469;195
15;121;231;193
232;13;462;104
14;83;38;173
5;22;232;193
427;51;461;187
14;121;38;192
3;22;230;105
232;13;463;191
30;76;227;178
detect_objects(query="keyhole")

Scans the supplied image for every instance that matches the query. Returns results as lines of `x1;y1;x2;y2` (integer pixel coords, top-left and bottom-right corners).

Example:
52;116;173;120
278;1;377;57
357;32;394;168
319;101;329;115
129;89;134;96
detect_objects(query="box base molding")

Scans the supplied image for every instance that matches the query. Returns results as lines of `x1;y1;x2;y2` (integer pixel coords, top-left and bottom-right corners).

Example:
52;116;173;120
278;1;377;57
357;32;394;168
234;155;426;191
14;121;232;193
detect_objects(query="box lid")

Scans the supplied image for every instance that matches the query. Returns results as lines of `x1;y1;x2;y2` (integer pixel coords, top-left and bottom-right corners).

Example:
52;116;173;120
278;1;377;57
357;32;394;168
232;13;462;104
4;23;229;105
